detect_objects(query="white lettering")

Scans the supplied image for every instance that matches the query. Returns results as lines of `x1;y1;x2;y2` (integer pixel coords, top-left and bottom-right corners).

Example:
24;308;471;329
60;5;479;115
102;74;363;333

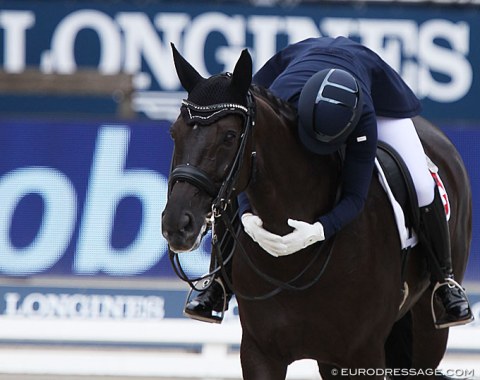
4;292;20;316
184;12;245;76
247;15;321;71
0;10;472;106
75;126;168;275
418;20;471;102
321;17;358;38
284;16;321;44
359;20;418;76
320;17;471;102
321;18;419;88
248;16;284;71
117;12;186;90
50;9;121;73
0;168;76;275
3;292;165;319
22;293;47;317
0;10;35;72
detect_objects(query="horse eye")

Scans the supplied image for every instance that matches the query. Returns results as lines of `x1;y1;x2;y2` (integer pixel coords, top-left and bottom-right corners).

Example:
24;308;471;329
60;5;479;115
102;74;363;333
224;131;237;145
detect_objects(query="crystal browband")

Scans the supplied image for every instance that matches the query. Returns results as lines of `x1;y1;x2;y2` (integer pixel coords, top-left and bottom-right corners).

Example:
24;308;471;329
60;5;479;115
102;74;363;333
182;99;248;113
181;99;249;126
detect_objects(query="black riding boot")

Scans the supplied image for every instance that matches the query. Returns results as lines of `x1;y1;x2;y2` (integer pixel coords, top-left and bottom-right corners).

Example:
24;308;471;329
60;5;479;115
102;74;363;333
183;202;238;324
184;273;233;323
419;189;473;329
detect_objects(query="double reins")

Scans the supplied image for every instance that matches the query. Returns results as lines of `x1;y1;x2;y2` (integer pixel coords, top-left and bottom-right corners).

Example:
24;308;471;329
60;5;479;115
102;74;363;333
213;208;336;301
168;89;335;300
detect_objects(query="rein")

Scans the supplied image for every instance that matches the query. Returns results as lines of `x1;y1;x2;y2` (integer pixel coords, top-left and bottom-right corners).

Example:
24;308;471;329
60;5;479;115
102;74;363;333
214;210;336;301
168;89;335;300
168;90;255;291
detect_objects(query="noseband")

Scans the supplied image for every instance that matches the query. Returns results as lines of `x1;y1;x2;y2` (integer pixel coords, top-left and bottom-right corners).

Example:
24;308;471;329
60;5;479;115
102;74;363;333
169;91;256;215
168;89;336;301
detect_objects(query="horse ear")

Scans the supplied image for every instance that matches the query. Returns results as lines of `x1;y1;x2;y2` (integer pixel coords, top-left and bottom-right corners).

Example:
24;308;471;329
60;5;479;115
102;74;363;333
171;43;204;92
231;49;252;96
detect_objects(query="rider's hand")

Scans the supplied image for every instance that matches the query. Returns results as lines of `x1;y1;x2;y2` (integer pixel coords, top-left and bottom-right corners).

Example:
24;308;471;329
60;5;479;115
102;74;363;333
241;213;287;257
279;219;325;256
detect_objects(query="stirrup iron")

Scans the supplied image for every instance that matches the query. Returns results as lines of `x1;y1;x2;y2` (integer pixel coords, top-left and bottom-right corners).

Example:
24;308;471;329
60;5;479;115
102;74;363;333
183;276;228;324
430;277;473;329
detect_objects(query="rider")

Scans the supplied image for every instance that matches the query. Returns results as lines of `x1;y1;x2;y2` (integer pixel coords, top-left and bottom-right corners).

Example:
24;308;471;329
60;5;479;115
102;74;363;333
184;36;473;329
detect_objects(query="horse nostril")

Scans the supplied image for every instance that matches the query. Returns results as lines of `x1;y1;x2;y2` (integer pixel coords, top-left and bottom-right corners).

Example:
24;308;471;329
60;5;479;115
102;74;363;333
179;212;194;233
162;229;169;240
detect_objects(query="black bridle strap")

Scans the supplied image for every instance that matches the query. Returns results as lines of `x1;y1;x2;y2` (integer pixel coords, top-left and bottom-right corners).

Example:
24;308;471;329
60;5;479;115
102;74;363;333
168;245;235;291
212;91;256;214
168;89;336;300
168;91;255;202
169;164;218;198
167;92;255;290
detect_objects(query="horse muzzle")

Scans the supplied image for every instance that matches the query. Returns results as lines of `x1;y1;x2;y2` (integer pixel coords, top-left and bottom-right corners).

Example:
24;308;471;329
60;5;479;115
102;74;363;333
161;207;209;253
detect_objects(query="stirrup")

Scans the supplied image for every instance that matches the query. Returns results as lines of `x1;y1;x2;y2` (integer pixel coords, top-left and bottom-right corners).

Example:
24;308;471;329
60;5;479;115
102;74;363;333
430;278;473;329
183;276;228;324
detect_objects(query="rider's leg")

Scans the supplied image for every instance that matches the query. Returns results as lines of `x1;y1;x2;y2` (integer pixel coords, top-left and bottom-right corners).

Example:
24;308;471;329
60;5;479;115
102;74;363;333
183;201;238;323
419;188;473;327
377;117;472;328
377;117;434;207
183;259;233;323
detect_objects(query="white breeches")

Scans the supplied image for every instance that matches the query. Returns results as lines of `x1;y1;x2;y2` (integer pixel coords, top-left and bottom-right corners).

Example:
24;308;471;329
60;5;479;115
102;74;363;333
377;117;435;207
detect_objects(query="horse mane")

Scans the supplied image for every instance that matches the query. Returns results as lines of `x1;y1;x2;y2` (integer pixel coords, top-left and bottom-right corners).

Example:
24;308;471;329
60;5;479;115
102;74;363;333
251;84;297;126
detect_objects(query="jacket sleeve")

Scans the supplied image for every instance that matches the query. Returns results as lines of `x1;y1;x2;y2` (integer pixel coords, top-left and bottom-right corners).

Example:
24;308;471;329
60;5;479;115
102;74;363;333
318;107;377;239
237;191;252;216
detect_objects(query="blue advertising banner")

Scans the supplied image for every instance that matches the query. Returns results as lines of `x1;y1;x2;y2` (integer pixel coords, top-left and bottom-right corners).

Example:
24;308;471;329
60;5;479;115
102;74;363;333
442;124;480;282
0;119;181;277
0;119;478;281
0;284;186;320
0;1;480;122
0;1;478;281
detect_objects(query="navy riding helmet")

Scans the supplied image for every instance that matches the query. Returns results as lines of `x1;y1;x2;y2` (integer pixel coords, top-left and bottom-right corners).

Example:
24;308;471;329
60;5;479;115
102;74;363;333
298;68;363;155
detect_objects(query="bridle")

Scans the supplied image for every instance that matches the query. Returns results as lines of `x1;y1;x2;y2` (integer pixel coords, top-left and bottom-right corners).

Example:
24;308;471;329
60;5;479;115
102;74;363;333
168;90;256;287
168;89;335;300
169;90;256;217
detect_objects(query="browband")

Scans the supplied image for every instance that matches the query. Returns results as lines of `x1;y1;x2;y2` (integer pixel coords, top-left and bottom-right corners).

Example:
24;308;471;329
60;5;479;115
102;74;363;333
181;99;248;126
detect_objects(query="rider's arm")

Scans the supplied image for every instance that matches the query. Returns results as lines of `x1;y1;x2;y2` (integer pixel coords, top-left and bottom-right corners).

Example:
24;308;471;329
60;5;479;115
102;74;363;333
318;107;378;239
237;191;252;215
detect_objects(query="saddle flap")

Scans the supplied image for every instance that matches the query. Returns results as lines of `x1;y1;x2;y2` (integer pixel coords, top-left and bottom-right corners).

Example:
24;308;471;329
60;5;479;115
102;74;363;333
376;141;420;233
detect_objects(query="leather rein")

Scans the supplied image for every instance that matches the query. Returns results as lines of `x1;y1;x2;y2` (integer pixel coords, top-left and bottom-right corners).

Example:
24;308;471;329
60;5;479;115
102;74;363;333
168;90;336;301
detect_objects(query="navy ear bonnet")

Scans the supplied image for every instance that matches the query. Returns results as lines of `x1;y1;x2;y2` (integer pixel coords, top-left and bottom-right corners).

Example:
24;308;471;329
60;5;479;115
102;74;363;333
181;74;249;126
298;68;363;155
187;74;248;107
171;44;253;126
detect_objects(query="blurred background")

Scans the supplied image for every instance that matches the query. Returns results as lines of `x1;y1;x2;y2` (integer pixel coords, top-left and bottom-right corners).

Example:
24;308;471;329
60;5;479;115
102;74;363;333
0;0;479;378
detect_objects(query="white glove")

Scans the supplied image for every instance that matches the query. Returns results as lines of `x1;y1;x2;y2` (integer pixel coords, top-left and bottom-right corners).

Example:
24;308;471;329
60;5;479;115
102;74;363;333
241;213;287;257
279;219;325;256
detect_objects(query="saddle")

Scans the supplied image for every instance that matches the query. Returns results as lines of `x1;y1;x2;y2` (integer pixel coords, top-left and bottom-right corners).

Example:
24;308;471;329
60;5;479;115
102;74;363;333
376;141;451;250
375;141;420;249
203;142;445;254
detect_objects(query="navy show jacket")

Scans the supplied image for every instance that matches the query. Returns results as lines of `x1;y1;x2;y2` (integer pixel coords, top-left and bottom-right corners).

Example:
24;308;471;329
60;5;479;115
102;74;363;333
240;36;421;238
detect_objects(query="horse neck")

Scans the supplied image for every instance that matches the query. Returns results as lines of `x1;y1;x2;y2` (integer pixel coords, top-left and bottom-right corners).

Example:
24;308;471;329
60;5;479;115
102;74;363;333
245;96;340;235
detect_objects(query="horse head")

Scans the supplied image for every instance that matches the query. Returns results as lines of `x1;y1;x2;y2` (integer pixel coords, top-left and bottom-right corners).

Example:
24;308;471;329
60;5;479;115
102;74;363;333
162;44;254;253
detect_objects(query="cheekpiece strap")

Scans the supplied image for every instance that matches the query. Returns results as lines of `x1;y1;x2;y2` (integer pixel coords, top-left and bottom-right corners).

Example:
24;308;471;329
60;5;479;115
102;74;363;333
181;99;248;126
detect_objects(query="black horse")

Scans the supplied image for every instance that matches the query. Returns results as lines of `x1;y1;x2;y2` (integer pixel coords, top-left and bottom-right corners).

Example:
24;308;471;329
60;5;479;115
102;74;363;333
162;47;472;379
